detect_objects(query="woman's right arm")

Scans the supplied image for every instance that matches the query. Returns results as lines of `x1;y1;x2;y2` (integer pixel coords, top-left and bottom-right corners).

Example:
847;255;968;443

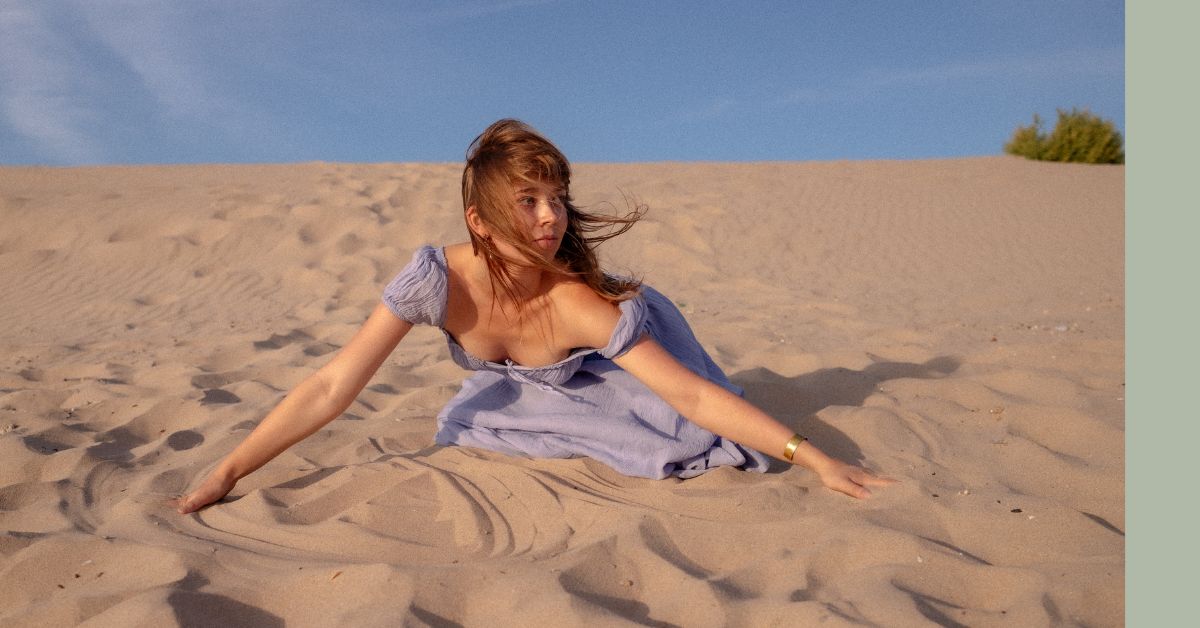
175;303;413;514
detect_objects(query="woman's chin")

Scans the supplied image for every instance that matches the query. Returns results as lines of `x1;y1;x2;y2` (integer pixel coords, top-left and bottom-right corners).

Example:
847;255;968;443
533;238;560;255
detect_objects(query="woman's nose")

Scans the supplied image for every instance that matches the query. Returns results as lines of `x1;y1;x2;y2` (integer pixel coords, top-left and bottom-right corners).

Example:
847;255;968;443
536;200;559;224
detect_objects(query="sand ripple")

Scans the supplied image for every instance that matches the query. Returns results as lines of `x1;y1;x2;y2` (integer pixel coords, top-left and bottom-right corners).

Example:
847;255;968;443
1;159;1122;625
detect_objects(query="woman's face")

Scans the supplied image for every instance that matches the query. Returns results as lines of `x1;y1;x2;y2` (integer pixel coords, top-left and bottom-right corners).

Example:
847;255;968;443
507;179;567;261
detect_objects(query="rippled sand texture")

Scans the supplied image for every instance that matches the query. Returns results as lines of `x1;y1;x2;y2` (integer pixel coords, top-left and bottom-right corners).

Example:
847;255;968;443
0;158;1123;626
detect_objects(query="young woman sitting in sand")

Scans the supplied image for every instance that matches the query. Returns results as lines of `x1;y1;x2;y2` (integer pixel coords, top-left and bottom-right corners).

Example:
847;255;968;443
176;119;892;514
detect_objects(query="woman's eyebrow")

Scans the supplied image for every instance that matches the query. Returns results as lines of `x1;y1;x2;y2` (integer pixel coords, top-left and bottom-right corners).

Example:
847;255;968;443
513;186;564;195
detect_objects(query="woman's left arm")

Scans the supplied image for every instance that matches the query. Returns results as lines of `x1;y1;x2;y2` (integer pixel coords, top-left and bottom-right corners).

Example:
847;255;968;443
613;335;894;499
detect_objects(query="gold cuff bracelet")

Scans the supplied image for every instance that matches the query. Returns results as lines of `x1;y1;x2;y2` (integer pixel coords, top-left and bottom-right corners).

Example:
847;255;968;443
783;434;807;462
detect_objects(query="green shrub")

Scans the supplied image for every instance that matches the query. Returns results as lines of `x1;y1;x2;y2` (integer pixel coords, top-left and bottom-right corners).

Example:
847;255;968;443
1004;108;1124;164
1004;113;1046;160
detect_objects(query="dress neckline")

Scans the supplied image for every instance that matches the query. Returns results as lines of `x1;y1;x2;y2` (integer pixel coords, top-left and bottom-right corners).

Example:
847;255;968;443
433;246;598;372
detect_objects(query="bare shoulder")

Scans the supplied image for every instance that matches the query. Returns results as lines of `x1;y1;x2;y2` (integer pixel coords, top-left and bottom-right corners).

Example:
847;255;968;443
548;278;622;350
442;242;474;266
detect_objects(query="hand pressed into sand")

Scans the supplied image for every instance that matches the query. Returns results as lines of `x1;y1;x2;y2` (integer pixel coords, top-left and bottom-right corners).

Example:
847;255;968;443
811;456;896;499
610;335;896;500
175;303;414;515
174;468;236;514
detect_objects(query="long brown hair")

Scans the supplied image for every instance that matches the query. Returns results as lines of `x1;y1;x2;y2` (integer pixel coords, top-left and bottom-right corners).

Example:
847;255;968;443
462;119;644;308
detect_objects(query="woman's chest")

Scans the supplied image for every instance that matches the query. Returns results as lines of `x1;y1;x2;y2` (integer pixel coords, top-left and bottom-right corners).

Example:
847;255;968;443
443;291;572;367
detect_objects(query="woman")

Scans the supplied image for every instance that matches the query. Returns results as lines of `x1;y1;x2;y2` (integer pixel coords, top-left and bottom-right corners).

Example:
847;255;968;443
176;120;891;514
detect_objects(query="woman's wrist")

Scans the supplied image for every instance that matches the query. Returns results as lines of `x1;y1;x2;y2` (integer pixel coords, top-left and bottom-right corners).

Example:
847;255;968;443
785;438;837;473
213;458;244;483
782;434;806;462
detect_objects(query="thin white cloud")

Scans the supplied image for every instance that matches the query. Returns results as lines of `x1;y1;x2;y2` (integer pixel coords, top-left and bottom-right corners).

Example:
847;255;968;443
774;47;1124;107
0;2;105;163
1;0;290;163
665;47;1123;128
403;0;557;23
675;96;739;123
72;0;230;121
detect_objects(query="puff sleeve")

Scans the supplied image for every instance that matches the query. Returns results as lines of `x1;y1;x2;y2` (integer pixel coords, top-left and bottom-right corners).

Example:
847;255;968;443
598;291;649;359
381;246;448;327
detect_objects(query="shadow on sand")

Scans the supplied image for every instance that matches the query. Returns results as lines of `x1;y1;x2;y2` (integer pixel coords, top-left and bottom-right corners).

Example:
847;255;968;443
730;356;959;469
168;571;284;628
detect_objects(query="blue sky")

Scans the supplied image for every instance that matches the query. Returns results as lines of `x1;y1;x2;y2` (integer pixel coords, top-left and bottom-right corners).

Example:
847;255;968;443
0;1;1124;165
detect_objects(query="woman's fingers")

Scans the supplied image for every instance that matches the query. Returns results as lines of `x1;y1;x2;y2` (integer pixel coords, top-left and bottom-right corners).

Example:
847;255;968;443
857;470;898;487
175;474;235;514
846;483;872;499
822;473;868;499
175;492;205;514
821;464;898;499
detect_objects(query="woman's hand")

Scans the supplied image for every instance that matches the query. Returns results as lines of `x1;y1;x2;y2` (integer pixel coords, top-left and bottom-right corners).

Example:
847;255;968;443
814;459;896;499
172;303;413;516
175;468;237;514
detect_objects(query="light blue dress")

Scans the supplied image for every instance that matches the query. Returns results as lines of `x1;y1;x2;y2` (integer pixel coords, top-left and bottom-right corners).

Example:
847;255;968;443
381;246;769;479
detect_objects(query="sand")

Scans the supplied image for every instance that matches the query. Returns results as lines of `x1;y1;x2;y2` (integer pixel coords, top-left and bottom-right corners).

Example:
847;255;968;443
0;157;1123;626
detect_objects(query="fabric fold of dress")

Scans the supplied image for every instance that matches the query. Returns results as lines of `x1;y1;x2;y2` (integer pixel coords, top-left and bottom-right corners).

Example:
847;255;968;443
381;245;769;479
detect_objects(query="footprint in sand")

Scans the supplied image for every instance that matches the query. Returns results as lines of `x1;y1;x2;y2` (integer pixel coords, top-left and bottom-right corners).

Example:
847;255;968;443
303;342;339;357
199;389;240;405
253;329;313;350
165;430;204;451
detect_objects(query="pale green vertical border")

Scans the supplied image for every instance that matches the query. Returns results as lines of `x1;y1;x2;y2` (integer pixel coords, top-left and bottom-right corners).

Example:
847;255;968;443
1128;2;1199;624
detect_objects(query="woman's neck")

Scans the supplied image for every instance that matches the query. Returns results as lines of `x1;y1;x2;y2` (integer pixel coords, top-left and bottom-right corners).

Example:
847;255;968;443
468;251;548;309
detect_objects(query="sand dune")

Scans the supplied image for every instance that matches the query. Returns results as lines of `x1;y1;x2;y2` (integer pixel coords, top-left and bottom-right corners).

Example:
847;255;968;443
1;157;1123;626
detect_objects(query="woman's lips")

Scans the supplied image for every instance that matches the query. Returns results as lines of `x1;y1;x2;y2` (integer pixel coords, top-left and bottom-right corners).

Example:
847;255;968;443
534;236;557;249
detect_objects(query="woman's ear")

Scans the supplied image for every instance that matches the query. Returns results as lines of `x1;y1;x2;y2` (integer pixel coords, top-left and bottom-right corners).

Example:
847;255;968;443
465;205;490;239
